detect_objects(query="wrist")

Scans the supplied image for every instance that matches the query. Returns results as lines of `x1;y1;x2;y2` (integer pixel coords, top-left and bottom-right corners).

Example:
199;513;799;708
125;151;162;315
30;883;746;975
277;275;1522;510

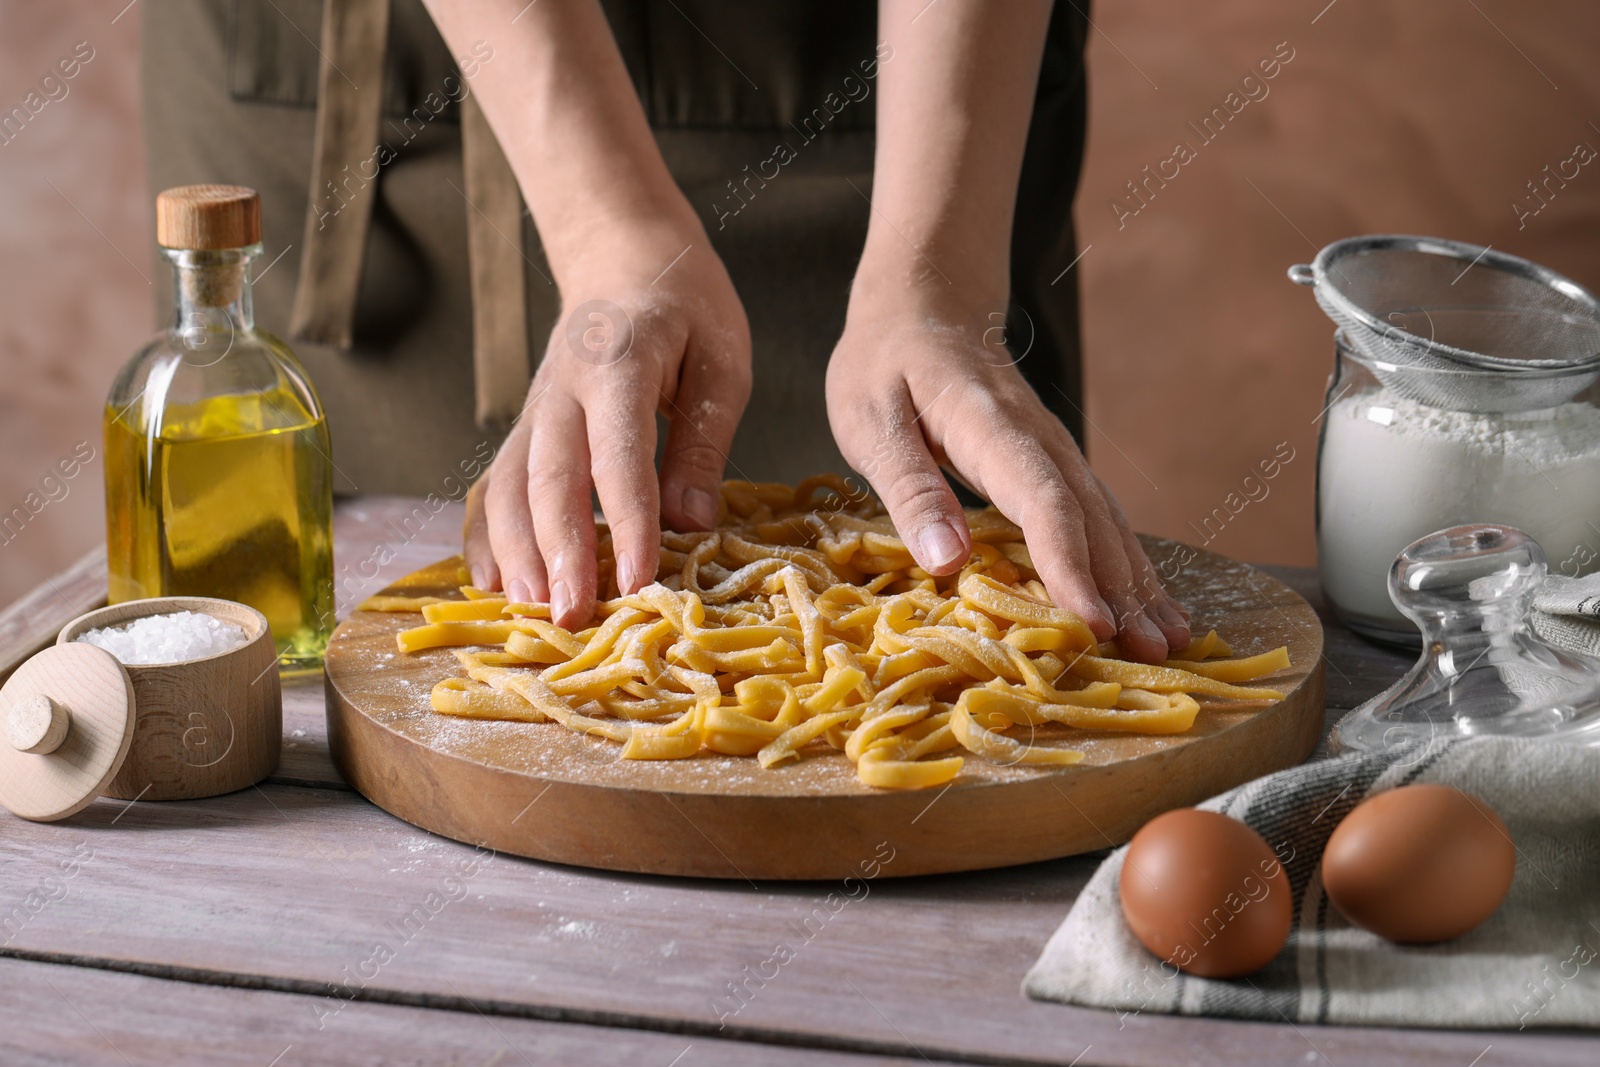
847;242;1010;331
543;200;707;297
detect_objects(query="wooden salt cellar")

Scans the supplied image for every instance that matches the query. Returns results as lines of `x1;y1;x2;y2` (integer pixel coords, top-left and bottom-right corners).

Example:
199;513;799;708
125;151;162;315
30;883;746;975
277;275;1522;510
0;597;281;822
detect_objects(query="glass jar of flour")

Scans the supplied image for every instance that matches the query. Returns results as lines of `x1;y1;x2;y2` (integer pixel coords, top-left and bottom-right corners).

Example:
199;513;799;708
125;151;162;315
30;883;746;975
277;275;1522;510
1316;331;1600;645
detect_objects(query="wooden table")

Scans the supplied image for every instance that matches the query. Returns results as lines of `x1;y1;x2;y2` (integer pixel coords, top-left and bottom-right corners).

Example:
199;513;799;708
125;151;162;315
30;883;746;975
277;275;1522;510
1;497;1592;1066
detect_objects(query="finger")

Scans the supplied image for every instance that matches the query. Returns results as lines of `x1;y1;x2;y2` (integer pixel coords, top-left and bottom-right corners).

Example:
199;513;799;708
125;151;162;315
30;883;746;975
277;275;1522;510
1023;430;1168;663
938;406;1115;638
528;393;599;628
1156;598;1189;633
1081;525;1168;663
1168;596;1192;622
996;481;1116;642
1097;476;1190;652
836;389;970;575
463;472;500;592
1143;538;1194;623
587;371;661;597
660;332;751;532
484;415;547;604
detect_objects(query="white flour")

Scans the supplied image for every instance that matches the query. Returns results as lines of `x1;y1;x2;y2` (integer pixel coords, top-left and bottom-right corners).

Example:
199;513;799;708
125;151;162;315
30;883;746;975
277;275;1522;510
1319;391;1600;627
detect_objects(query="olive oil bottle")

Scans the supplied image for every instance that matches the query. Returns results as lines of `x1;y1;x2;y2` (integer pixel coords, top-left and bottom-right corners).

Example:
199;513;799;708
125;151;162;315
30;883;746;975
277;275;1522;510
104;185;333;672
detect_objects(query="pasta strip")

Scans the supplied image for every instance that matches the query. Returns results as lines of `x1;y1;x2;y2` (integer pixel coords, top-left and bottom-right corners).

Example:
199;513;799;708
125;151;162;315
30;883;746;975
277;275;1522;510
398;620;520;653
1162;646;1290;682
959;686;1199;735
421;598;510;623
1064;654;1285;700
950;704;1084;766
360;595;448;612
430;678;548;722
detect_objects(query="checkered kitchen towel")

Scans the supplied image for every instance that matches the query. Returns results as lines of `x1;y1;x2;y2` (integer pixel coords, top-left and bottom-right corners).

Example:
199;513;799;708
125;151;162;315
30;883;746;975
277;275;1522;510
1024;737;1600;1028
1532;574;1600;660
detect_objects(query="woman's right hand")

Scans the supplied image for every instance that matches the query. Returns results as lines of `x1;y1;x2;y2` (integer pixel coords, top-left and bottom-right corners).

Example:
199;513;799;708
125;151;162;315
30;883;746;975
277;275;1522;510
420;0;752;627
464;224;752;629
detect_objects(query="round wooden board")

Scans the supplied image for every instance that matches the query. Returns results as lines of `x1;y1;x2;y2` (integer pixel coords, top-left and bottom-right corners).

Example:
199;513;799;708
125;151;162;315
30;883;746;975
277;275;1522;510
326;536;1325;880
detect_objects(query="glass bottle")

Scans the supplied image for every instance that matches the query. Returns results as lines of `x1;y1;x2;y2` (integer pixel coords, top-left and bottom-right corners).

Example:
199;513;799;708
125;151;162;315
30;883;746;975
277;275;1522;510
104;185;334;672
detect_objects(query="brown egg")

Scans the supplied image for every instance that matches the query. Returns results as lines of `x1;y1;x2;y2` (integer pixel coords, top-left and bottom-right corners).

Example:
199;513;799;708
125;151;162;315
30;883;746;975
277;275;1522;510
1320;784;1514;944
1119;809;1293;978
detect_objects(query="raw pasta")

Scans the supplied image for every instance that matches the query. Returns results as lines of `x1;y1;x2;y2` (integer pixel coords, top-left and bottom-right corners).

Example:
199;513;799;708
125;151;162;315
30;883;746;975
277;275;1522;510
364;476;1291;790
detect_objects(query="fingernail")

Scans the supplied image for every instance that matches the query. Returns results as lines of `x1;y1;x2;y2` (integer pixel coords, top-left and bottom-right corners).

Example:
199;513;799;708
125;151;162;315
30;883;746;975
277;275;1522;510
551;580;574;624
918;522;966;569
1136;614;1165;646
684;487;717;529
1161;608;1190;642
1095;597;1117;631
616;553;637;594
507;579;533;605
470;565;488;590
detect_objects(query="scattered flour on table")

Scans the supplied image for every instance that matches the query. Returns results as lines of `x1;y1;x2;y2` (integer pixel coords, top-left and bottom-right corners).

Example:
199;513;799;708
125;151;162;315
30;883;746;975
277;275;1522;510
554;919;599;940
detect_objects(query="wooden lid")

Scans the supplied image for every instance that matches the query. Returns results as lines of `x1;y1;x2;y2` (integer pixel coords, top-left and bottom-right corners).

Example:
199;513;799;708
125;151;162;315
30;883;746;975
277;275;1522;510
0;644;137;822
156;184;261;250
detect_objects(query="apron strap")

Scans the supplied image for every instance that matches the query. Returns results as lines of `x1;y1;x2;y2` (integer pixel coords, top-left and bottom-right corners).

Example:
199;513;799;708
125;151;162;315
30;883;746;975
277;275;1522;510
293;0;531;429
460;93;532;430
289;0;392;349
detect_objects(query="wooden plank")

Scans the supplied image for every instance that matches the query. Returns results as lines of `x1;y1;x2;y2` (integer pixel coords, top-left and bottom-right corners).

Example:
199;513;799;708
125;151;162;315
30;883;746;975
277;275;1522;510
275;675;345;789
0;785;1587;1067
0;546;107;686
0;958;939;1067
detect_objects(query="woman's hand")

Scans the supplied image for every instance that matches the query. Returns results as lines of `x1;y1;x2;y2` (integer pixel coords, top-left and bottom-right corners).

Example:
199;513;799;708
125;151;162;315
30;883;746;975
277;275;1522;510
465;226;751;628
424;0;751;627
827;293;1189;664
827;0;1188;663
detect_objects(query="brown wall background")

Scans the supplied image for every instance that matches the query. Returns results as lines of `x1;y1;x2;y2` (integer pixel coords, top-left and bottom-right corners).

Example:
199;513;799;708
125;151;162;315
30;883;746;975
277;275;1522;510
1079;0;1600;568
0;2;149;608
2;1;1598;606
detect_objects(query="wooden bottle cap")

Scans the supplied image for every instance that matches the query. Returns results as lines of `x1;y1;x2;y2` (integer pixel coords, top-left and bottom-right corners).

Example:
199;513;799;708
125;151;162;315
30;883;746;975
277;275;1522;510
0;644;137;823
156;184;261;250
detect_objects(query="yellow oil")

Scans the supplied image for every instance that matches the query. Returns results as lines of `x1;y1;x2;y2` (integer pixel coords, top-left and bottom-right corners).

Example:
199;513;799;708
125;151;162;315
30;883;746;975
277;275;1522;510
104;388;334;672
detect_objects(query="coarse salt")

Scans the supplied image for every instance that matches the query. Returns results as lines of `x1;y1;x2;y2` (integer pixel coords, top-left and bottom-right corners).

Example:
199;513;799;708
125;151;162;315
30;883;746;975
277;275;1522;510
78;610;249;665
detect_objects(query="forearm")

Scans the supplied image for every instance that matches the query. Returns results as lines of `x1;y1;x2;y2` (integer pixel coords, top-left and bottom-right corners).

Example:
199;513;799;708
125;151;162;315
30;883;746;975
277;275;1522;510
856;0;1054;313
422;0;699;288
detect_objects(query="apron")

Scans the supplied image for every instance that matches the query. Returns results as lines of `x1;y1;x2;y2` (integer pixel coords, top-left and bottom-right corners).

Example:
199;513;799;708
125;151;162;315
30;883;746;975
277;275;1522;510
142;0;1089;497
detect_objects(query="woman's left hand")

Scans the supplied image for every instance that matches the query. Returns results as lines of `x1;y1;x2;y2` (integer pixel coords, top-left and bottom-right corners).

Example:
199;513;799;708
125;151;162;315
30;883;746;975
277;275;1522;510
826;293;1190;664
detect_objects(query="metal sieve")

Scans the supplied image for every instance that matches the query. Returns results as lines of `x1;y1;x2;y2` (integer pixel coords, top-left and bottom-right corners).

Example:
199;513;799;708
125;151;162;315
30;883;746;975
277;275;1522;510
1290;235;1600;412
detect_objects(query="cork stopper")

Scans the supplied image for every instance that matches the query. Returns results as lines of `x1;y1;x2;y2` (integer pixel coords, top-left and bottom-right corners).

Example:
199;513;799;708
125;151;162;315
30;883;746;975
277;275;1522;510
157;185;261;250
